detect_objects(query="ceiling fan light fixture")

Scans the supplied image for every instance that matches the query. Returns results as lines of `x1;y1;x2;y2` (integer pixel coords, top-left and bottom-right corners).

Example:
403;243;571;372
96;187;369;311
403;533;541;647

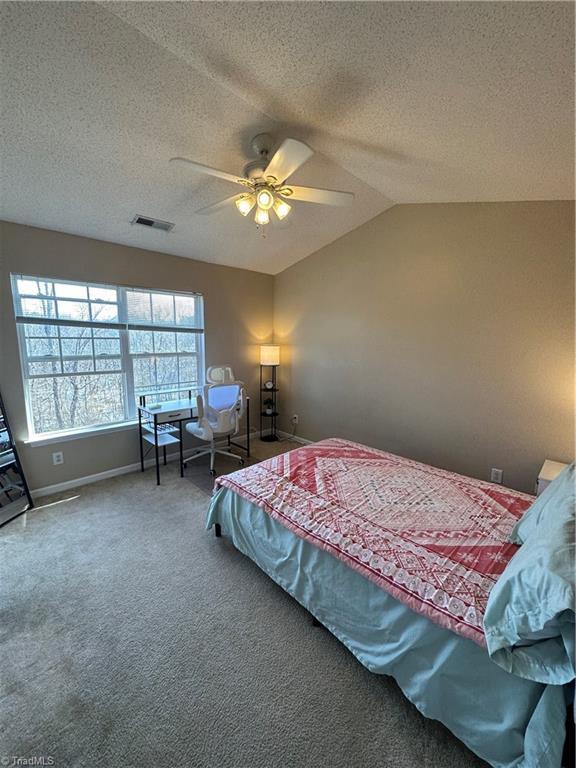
256;188;274;210
273;198;291;220
254;207;270;226
235;194;255;216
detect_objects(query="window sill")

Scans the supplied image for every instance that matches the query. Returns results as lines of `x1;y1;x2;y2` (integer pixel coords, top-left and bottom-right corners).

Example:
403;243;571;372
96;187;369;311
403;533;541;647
23;420;138;447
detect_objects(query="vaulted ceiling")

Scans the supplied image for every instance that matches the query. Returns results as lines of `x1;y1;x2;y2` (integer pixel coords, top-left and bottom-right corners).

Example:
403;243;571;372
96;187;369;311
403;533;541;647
1;2;573;274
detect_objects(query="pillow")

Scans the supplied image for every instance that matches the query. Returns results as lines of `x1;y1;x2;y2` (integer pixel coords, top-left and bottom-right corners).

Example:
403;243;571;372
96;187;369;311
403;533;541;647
484;502;575;684
509;463;574;544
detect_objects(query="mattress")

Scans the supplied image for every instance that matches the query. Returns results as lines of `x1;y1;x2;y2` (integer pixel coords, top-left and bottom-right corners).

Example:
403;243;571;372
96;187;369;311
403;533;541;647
214;438;534;645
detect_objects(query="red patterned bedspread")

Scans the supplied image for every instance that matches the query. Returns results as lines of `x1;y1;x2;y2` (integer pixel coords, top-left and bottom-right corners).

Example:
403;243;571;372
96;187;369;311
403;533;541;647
215;439;534;645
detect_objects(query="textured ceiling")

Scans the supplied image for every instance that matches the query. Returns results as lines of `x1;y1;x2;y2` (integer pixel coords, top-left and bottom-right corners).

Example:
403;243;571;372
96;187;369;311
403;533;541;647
0;2;573;275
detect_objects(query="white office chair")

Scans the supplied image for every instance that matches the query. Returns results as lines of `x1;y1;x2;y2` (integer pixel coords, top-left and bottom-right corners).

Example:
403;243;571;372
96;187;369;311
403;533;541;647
183;382;246;475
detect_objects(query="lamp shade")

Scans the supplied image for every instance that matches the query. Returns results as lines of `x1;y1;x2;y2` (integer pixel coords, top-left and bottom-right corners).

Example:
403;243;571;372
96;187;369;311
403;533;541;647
260;345;280;366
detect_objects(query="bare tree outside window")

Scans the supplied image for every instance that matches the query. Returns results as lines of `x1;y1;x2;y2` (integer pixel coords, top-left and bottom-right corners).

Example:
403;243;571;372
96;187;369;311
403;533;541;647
12;276;204;436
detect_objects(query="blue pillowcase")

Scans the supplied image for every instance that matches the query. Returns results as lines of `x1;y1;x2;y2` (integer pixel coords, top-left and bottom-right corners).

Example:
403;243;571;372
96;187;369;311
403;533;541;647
509;463;574;544
483;463;575;684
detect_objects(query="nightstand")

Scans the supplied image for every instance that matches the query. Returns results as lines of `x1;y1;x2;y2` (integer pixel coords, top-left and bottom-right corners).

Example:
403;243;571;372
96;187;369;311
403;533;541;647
537;460;569;496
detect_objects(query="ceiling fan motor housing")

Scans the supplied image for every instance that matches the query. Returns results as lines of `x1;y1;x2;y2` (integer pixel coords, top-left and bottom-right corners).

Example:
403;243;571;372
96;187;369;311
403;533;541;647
243;160;269;181
245;133;275;181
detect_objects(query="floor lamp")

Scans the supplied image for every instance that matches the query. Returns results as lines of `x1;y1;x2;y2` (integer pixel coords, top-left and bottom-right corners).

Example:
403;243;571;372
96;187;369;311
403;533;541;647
260;344;280;442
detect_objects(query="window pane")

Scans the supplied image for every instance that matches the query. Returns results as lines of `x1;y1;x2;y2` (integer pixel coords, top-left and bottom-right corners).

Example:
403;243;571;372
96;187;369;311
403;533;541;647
54;282;88;299
28;374;125;433
175;295;199;327
57;300;91;321
153;331;176;353
59;325;84;338
63;360;94;373
93;328;119;339
91;303;118;323
26;337;59;358
29;361;62;376
94;338;120;357
129;331;153;354
18;279;54;297
127;291;151;323
155;356;179;387
89;287;117;302
20;298;56;318
178;356;198;383
96;358;121;372
24;324;58;338
151;293;174;325
133;358;156;390
61;338;93;357
176;332;196;353
156;357;178;387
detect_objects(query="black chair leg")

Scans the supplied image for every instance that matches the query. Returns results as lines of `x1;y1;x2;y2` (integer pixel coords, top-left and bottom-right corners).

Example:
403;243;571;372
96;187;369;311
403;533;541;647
214;523;221;538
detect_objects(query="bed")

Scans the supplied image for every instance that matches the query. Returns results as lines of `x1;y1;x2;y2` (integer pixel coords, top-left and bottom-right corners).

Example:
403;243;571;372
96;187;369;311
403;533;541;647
206;438;573;768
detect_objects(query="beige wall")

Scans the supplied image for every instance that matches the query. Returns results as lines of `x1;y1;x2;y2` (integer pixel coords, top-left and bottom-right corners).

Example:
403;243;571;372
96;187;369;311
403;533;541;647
274;201;574;493
0;222;273;490
2;202;573;495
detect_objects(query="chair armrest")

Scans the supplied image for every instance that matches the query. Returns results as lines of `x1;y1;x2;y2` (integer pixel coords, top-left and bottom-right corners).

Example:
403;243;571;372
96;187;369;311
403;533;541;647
194;395;214;440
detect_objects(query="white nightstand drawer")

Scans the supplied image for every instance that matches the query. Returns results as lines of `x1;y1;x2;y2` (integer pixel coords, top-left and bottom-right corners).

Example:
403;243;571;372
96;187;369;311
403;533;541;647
537;459;569;496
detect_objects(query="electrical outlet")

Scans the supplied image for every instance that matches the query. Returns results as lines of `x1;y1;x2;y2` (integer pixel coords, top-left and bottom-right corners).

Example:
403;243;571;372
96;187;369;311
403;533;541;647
52;451;64;466
490;468;503;484
291;414;299;425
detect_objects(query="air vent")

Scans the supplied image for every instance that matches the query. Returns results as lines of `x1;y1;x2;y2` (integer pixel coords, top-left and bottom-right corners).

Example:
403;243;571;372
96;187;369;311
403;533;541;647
131;215;174;232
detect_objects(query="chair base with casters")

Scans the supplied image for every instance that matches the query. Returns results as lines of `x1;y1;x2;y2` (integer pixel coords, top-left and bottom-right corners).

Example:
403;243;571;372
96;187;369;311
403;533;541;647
183;439;244;476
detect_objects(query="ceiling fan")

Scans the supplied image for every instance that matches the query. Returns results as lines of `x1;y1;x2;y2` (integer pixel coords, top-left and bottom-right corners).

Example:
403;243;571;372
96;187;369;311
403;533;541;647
170;133;354;227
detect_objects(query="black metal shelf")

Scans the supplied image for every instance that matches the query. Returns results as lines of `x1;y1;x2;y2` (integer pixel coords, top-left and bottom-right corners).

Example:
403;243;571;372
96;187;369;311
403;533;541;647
260;363;278;441
0;392;33;527
0;453;17;472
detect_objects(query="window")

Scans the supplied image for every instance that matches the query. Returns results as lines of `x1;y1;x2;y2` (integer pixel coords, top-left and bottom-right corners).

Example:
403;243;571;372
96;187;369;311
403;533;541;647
11;275;204;437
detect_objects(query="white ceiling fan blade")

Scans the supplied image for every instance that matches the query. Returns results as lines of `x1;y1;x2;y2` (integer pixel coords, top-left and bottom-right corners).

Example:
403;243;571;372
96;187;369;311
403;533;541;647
170;157;249;187
279;185;354;207
195;194;242;215
263;139;313;184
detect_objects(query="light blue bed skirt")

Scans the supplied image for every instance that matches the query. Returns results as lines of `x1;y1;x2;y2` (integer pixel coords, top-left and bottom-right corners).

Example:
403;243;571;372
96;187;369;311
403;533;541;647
207;485;568;768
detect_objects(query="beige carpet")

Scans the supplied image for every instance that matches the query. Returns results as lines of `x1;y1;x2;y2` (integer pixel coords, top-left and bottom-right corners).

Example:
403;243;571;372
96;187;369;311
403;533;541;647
0;440;487;768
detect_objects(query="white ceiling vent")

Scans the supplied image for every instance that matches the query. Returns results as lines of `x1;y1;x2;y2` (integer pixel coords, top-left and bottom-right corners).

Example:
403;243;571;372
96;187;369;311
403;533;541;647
131;214;174;232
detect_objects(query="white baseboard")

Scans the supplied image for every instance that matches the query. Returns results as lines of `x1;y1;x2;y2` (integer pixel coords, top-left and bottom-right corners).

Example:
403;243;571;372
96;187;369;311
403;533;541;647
31;433;253;499
31;431;311;499
277;430;313;445
32;461;144;498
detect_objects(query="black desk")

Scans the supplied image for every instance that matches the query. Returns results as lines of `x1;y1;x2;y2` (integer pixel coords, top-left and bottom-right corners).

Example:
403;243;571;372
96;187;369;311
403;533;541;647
138;395;250;485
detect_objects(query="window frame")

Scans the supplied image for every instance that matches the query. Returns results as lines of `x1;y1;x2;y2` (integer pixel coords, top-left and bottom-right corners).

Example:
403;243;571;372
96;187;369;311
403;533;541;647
11;275;205;440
